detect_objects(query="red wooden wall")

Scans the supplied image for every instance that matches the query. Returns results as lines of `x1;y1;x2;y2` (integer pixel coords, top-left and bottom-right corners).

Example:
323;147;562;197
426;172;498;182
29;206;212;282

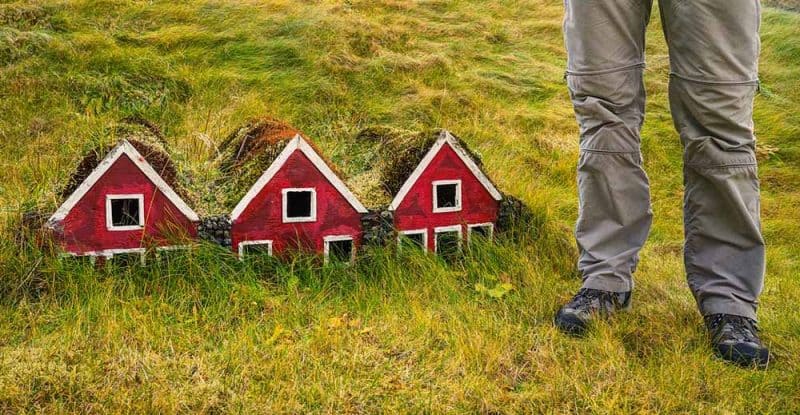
393;143;499;251
55;154;198;254
231;151;363;256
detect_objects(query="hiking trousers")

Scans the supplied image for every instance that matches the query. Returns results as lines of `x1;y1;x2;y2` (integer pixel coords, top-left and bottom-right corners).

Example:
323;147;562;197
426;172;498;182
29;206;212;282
565;0;764;319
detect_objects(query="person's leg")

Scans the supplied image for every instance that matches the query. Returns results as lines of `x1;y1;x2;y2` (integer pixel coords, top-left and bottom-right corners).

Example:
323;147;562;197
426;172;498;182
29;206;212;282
565;0;654;293
660;0;764;320
660;0;768;366
556;0;653;335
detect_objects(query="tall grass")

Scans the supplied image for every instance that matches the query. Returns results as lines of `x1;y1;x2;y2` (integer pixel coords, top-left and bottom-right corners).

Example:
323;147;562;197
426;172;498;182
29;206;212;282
1;0;799;413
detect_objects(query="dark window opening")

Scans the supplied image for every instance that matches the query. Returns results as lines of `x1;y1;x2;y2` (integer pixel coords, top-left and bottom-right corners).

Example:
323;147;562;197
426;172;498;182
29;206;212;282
436;230;461;259
110;198;141;227
112;252;143;266
243;243;272;257
400;233;425;251
328;239;353;263
285;190;313;218
471;225;492;240
435;183;458;209
158;249;188;265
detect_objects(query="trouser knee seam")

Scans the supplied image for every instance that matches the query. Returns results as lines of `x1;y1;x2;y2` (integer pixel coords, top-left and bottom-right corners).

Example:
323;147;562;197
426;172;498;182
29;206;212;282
566;62;645;77
670;72;759;86
686;162;757;170
580;148;639;155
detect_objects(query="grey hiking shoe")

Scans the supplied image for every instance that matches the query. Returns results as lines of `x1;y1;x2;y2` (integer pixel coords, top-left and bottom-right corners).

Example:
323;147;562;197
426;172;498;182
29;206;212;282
705;314;770;368
554;288;631;336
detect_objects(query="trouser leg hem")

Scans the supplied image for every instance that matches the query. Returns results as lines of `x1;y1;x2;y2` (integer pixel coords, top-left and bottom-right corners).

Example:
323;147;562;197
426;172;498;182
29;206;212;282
700;299;757;321
581;277;632;293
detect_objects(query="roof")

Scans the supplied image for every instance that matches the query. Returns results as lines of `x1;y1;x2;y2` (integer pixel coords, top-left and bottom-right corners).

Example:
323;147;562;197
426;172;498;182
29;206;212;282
346;127;502;211
218;117;303;174
229;134;368;220
48;139;200;226
388;130;502;210
216;117;350;211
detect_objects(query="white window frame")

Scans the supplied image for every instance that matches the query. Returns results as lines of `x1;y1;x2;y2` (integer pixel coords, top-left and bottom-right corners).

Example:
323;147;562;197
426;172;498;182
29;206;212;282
106;194;145;231
238;240;274;260
434;224;463;253
324;235;355;264
59;252;98;265
282;188;317;223
106;248;147;265
155;245;193;259
397;229;428;251
59;248;147;265
467;222;495;243
432;180;462;213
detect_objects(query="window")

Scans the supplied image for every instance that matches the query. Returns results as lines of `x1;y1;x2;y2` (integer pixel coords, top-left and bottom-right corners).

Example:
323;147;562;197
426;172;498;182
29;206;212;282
156;245;192;264
282;188;316;223
238;240;273;260
468;223;494;244
60;253;97;266
398;229;427;252
324;235;355;264
106;194;144;231
434;225;462;258
107;248;146;266
432;180;461;213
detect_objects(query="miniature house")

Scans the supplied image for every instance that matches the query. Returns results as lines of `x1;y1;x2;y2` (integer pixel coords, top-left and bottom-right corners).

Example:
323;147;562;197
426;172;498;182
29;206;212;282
388;131;502;255
47;139;200;262
229;134;368;263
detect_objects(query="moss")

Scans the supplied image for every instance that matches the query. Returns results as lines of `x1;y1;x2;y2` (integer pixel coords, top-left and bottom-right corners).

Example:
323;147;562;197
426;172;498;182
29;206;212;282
348;126;488;209
214;117;304;210
59;120;188;202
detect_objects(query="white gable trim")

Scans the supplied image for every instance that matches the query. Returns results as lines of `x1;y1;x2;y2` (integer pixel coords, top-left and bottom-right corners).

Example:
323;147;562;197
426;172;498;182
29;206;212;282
388;131;502;211
230;135;367;221
48;140;199;227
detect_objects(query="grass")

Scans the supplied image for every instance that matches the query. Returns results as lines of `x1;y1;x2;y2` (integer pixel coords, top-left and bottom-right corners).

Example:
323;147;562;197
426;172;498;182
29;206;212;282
1;0;799;413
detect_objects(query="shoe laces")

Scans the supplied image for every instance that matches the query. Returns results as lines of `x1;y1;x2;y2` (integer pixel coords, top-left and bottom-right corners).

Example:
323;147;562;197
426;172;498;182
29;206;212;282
569;288;619;312
707;314;760;343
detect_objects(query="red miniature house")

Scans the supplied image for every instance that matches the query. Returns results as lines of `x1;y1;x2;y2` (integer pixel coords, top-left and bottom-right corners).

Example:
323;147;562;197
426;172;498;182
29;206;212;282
47;139;200;262
389;131;502;254
229;134;368;262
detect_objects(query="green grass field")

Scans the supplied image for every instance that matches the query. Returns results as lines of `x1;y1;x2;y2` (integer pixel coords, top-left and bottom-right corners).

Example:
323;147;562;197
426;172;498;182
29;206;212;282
1;1;799;413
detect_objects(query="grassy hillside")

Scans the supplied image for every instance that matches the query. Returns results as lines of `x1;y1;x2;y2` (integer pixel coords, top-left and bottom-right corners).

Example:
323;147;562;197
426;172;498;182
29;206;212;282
1;0;799;413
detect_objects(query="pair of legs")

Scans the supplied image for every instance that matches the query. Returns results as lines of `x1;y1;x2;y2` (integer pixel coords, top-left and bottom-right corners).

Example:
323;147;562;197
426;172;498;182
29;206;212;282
566;0;765;320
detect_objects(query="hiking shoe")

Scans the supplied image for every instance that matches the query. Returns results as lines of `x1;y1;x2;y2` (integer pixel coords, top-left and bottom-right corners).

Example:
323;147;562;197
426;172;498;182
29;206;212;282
705;314;770;368
554;288;632;336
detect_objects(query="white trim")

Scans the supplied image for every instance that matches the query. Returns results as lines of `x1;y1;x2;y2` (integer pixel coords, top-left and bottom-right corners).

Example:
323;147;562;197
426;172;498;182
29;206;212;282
467;222;494;243
155;244;193;260
238;240;274;260
432;180;462;213
433;224;463;253
106;248;147;265
323;234;356;264
58;252;97;265
105;194;145;231
61;248;148;265
155;244;193;252
282;188;317;223
48;140;199;227
397;228;428;251
230;135;367;221
389;131;502;211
